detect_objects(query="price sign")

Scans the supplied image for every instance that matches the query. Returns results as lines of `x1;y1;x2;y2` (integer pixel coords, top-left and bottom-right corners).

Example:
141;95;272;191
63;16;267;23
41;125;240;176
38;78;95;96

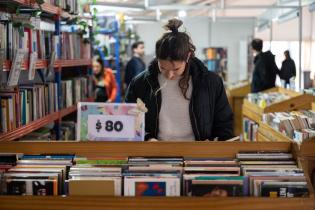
77;102;145;141
88;115;136;139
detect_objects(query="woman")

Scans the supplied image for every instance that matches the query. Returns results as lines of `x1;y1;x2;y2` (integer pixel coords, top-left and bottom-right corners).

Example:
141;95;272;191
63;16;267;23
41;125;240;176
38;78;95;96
92;57;117;102
125;19;233;141
280;50;296;88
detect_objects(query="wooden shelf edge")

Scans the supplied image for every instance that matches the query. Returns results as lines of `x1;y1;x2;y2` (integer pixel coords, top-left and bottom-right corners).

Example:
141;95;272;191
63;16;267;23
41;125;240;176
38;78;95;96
0;196;313;210
3;59;91;71
0;112;59;141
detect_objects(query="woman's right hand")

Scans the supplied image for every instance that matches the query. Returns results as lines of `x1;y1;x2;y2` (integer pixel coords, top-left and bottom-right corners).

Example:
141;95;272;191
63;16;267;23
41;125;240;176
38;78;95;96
148;138;159;142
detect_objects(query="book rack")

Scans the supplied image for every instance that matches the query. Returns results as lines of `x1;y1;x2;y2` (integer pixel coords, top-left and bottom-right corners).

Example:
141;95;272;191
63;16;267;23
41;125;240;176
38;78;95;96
0;98;94;141
0;141;314;210
242;87;314;124
242;87;315;141
0;1;93;141
226;83;250;136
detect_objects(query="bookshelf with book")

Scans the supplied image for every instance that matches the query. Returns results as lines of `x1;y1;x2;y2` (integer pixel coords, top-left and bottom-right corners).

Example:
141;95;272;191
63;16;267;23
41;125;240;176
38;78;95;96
0;141;314;210
257;108;315;143
226;81;251;136
242;87;315;142
0;0;94;141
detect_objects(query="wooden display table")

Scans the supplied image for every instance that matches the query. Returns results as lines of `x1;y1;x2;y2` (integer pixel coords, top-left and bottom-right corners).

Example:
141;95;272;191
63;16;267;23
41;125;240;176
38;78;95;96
0;141;314;210
226;83;251;136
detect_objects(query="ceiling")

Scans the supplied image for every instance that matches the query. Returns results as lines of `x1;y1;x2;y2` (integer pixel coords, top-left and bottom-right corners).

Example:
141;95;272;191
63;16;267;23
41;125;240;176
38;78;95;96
90;0;315;24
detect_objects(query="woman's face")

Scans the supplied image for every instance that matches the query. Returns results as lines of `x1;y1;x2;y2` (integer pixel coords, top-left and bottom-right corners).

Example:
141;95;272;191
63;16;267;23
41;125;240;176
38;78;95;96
92;61;102;75
158;59;186;80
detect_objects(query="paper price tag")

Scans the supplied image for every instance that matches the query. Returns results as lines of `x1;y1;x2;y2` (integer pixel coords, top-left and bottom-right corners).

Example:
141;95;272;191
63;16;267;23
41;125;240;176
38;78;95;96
7;49;25;87
88;115;136;139
28;52;38;80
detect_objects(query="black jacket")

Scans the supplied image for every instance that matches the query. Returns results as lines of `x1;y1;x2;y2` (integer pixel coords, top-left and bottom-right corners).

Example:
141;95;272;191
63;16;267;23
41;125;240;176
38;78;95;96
125;57;234;141
251;51;279;93
280;58;296;82
124;56;146;86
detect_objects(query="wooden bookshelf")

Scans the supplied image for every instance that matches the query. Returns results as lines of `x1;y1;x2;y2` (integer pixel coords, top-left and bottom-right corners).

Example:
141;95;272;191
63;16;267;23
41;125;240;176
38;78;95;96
312;103;315;111
0;112;59;142
226;83;250;136
243;87;315;124
3;59;92;71
0;141;313;210
257;122;293;142
0;98;94;142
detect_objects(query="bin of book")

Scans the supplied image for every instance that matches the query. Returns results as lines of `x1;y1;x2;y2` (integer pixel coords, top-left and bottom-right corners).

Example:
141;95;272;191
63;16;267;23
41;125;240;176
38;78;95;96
0;141;314;210
242;87;315;142
226;81;250;136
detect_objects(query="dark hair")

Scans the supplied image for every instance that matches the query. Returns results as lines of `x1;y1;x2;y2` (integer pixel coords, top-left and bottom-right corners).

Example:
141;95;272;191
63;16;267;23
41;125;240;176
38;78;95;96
132;41;144;51
93;56;105;78
251;38;263;52
155;18;196;100
284;50;290;59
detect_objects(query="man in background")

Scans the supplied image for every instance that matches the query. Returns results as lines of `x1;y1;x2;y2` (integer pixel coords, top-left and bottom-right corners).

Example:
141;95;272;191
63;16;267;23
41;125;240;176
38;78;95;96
124;41;146;88
251;38;279;93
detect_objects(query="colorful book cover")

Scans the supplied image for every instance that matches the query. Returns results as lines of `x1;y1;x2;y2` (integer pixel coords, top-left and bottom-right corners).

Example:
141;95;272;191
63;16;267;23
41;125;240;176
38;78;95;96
135;182;166;196
77;102;145;141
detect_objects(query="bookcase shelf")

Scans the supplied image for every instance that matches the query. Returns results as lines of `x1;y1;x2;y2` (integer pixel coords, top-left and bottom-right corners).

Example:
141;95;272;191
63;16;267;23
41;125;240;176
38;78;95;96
3;59;92;71
0;112;59;142
242;87;315;126
0;98;94;142
0;141;313;210
226;82;250;136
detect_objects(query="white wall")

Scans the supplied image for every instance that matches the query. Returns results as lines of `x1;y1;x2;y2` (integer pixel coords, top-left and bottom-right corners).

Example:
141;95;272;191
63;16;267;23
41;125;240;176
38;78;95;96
134;17;255;83
134;17;210;64
209;18;255;83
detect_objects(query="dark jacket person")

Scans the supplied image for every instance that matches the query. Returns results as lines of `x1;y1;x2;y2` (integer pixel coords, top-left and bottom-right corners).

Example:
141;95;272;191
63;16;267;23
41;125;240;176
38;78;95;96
125;19;234;141
280;50;296;86
251;39;279;93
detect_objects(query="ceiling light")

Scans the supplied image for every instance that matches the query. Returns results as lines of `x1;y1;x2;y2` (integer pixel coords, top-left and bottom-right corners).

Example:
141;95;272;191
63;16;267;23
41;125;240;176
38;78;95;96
178;10;187;18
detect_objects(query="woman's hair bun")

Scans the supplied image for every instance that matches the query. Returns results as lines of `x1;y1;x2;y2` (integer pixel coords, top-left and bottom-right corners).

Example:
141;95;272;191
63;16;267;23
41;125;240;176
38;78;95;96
164;18;183;33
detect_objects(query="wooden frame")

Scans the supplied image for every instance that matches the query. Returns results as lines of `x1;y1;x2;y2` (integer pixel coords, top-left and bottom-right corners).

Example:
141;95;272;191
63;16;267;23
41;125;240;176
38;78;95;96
226;83;251;136
243;87;314;124
0;141;314;210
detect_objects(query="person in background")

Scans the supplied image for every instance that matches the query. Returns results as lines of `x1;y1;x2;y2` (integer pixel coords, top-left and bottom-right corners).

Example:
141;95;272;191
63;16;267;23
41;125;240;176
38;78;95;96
280;50;296;88
251;38;279;93
92;57;117;102
124;41;146;88
125;19;233;141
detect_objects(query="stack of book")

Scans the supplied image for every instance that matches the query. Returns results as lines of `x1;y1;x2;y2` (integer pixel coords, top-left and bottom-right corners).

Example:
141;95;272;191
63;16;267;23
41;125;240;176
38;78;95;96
0;13;57;61
247;92;290;108
262;111;315;142
60;76;93;109
237;151;308;197
44;0;79;14
243;117;259;141
183;158;243;196
68;157;126;196
124;157;182;196
60;33;82;60
0;152;309;197
0;83;58;133
1;154;74;196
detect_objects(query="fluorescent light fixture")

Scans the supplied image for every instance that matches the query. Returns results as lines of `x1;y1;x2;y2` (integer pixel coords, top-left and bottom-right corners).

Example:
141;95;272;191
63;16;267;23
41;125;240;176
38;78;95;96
90;3;145;12
212;8;216;22
310;2;315;12
257;21;270;32
277;9;298;23
178;10;187;18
